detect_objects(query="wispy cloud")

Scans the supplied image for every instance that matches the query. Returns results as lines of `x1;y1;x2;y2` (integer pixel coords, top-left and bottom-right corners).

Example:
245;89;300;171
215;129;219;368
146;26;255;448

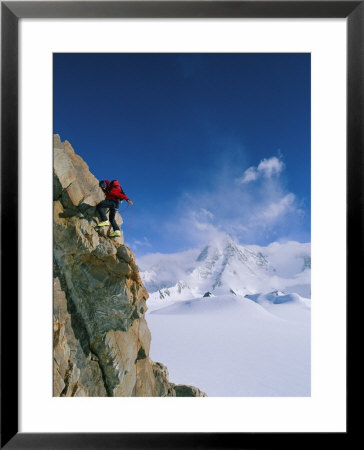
239;166;258;184
163;153;307;247
166;207;226;247
255;193;296;221
237;156;284;184
133;236;152;248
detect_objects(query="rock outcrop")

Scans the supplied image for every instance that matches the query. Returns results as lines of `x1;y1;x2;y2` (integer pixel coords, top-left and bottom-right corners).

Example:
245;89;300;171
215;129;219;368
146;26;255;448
53;135;206;397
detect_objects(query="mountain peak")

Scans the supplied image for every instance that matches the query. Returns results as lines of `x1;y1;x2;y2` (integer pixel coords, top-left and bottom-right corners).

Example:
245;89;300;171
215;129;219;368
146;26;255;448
140;234;311;309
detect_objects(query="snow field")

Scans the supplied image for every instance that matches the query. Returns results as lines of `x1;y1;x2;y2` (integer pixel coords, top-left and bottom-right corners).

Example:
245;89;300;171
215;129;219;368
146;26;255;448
147;294;310;396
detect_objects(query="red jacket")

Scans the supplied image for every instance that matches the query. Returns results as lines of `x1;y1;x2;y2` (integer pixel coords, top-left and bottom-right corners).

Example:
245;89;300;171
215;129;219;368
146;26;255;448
103;180;130;202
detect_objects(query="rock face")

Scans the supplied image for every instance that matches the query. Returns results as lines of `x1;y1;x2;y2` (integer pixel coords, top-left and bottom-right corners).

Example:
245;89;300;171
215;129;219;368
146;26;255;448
53;135;206;397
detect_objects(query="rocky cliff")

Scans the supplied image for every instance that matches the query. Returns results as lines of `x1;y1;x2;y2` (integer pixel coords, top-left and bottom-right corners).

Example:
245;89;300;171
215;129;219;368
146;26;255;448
53;135;206;397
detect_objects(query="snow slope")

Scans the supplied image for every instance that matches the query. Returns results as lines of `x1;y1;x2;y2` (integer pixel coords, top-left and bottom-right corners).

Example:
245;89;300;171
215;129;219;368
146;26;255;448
139;236;311;396
147;292;311;396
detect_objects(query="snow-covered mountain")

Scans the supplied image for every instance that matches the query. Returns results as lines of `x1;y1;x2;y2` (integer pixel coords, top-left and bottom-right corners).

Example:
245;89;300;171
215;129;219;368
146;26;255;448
139;235;311;396
138;235;311;311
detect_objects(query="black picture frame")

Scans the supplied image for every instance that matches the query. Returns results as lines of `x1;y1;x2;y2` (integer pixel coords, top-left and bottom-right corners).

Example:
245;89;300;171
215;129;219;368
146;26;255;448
1;1;360;448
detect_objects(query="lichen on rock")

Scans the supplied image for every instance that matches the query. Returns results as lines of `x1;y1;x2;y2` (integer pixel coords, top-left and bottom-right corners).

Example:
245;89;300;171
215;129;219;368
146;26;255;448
53;135;206;397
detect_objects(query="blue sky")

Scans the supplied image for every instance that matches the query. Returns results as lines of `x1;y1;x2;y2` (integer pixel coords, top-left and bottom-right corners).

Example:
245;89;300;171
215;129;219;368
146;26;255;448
54;53;310;256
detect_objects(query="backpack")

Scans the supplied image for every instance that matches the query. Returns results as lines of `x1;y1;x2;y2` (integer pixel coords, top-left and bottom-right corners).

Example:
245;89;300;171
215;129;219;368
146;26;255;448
107;180;125;195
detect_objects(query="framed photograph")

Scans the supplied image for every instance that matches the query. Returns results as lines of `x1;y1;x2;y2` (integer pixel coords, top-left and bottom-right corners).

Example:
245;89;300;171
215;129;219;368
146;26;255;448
2;1;359;448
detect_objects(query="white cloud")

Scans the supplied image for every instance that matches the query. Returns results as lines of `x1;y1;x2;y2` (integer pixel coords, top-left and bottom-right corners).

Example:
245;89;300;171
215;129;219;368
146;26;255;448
258;193;296;221
162;153;307;248
238;166;258;184
257;156;284;178
189;209;223;239
237;156;284;184
165;207;226;247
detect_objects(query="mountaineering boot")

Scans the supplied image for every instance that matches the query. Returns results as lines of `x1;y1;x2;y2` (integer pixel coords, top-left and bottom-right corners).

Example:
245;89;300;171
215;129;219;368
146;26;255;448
97;221;110;227
109;230;121;238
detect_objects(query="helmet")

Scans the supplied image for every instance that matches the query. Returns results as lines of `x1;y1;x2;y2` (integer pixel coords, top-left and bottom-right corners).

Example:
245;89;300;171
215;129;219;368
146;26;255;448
99;180;107;190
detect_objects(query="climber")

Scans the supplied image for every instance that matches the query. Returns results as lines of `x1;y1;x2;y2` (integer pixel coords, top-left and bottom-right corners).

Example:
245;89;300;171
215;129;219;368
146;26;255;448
96;179;133;237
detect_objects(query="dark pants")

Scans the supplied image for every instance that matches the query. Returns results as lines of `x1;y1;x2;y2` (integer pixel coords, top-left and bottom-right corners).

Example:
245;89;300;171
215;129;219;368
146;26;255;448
96;200;120;231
